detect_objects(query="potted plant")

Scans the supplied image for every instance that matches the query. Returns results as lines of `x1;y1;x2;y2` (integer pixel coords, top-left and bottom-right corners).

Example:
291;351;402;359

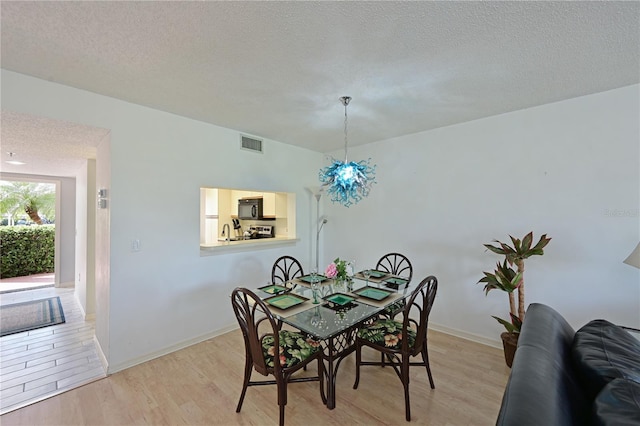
478;232;551;367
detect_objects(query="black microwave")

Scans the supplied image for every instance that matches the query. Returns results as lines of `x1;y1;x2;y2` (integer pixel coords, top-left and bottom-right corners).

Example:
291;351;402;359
238;198;264;220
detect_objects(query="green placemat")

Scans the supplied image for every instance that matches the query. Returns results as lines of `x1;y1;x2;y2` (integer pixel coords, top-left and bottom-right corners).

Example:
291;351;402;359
354;287;392;301
265;294;306;310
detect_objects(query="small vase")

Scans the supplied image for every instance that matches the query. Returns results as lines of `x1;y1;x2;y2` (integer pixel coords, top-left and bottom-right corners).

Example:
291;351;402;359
334;278;346;292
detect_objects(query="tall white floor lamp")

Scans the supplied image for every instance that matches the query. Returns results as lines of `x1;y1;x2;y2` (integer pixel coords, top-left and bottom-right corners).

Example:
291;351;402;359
306;186;327;271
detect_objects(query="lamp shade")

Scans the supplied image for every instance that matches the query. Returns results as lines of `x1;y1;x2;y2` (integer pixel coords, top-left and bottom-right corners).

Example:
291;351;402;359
623;242;640;269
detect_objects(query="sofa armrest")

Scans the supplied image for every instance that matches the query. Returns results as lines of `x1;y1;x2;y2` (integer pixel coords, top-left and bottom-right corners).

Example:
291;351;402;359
496;303;589;426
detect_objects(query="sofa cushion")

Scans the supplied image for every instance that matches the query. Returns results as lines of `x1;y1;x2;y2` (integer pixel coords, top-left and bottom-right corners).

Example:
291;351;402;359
593;378;640;426
572;319;640;401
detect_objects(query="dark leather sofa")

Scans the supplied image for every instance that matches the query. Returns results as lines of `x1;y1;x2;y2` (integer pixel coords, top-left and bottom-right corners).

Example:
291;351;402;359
496;303;640;426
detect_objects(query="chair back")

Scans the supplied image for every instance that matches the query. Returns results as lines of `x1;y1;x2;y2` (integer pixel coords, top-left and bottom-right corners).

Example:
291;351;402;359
272;255;304;284
376;252;413;282
401;276;438;353
231;287;280;376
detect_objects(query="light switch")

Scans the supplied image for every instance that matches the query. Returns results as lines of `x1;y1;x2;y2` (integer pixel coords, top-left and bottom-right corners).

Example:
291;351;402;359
132;239;141;252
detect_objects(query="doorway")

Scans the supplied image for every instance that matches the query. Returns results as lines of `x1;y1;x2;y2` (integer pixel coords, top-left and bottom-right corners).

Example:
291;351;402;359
0;179;57;292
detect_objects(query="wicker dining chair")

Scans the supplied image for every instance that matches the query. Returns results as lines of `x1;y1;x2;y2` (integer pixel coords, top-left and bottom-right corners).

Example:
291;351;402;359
376;252;413;282
271;255;304;287
231;287;326;426
353;276;438;422
377;252;413;322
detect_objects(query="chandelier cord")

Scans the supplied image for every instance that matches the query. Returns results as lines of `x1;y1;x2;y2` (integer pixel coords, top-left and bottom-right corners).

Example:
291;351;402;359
340;96;351;163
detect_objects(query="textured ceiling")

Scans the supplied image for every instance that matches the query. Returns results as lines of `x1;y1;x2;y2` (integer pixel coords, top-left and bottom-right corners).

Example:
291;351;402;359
1;111;109;177
1;1;639;177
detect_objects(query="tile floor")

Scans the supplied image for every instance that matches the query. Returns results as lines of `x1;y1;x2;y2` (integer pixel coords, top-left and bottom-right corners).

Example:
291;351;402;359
0;273;55;293
0;285;106;414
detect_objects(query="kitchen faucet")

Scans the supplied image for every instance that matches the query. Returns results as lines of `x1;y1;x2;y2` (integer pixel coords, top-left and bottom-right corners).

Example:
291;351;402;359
222;223;231;241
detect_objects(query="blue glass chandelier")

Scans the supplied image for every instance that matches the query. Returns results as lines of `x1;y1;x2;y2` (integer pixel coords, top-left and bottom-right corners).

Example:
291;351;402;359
319;96;376;207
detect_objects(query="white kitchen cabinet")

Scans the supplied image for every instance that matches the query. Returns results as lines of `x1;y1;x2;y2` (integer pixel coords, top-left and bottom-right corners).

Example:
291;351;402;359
262;193;276;217
204;188;218;215
230;190;253;216
229;190;277;217
200;188;219;244
275;193;287;218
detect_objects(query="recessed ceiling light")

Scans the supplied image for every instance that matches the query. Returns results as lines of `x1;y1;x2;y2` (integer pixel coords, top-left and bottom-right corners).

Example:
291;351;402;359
6;152;26;165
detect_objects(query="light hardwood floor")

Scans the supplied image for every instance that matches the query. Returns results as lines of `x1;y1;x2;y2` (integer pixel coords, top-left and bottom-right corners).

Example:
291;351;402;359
0;287;106;415
1;324;510;425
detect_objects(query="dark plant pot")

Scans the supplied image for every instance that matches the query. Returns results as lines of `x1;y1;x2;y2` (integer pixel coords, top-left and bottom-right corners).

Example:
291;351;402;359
501;332;519;368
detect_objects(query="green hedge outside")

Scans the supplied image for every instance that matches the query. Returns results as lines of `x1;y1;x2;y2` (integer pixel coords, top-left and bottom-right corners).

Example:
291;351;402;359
0;226;55;278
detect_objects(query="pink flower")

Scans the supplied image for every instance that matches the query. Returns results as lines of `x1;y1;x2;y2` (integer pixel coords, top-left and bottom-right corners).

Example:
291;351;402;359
306;338;321;348
325;263;337;278
384;334;399;347
268;345;284;357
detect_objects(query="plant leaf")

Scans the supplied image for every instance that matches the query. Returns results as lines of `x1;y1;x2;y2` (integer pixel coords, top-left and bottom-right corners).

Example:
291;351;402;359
492;316;519;334
499;241;515;253
479;261;521;294
484;243;506;255
510;312;523;331
521;232;533;252
531;234;551;252
509;235;521;252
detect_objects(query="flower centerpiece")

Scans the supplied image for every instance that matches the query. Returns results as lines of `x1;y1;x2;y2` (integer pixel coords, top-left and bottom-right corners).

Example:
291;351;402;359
325;258;350;288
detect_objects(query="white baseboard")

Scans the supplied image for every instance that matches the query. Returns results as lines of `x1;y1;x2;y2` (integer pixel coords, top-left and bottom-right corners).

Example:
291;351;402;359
107;323;239;374
74;293;86;318
94;335;109;373
429;322;502;349
104;322;502;375
72;292;96;321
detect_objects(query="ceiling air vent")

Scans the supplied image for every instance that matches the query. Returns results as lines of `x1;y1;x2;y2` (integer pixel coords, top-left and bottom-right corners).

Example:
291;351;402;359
240;135;263;153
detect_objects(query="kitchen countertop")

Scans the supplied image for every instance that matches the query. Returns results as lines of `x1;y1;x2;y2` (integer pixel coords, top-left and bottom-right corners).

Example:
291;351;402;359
200;236;298;255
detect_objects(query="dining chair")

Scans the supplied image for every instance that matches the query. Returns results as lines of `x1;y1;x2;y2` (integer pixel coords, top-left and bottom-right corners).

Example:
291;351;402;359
376;252;413;282
272;255;304;287
377;252;413;321
353;276;438;422
231;287;326;426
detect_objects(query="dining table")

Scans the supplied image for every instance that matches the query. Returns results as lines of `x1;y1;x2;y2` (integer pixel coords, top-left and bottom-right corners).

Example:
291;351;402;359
254;270;414;410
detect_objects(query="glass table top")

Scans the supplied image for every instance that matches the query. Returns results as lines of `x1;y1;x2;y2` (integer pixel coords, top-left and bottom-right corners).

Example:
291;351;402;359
256;275;414;340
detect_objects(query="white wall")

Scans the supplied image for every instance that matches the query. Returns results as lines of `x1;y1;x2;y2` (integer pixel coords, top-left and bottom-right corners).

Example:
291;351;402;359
74;162;88;313
2;70;322;372
57;176;76;286
95;134;111;369
324;84;640;346
75;159;96;318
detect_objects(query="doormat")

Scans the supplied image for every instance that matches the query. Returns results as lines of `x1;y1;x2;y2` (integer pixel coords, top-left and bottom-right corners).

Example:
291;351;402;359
0;297;65;337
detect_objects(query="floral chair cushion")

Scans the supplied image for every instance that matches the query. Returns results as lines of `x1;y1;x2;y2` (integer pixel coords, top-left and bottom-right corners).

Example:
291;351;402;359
382;299;406;318
261;330;322;368
357;319;416;350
